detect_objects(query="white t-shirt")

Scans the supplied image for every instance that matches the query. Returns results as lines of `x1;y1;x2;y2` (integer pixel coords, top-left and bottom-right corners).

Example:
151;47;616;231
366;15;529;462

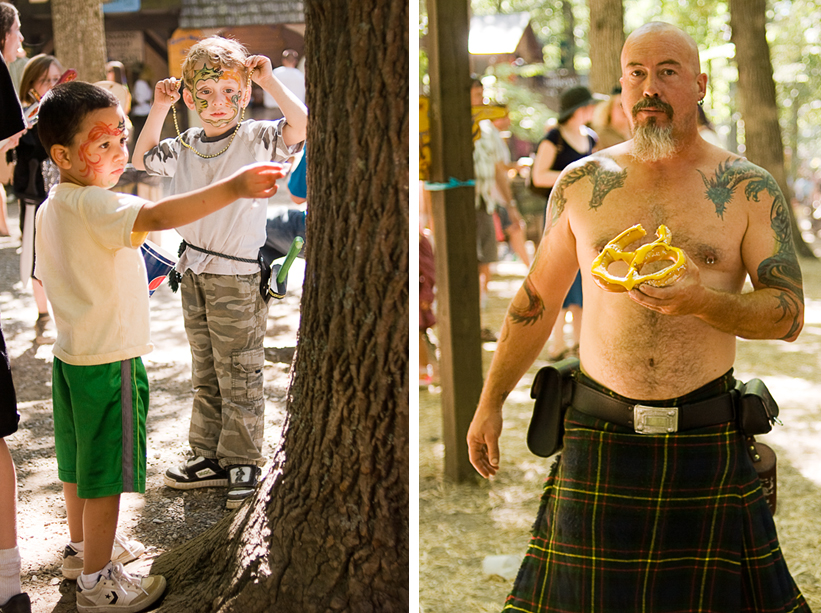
131;79;152;117
34;183;153;365
263;66;306;108
142;119;302;275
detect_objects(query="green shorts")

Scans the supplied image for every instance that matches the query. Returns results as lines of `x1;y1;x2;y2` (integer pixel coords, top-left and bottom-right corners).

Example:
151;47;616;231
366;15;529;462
52;357;148;498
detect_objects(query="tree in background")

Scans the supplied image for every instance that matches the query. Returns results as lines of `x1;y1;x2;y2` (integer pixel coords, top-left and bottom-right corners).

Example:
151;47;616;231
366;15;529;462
587;0;624;95
50;0;106;82
149;0;409;610
730;0;814;258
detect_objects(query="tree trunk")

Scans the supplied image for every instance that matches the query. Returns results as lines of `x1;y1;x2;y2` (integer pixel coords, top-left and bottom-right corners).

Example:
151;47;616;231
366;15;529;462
729;0;815;259
560;0;577;74
587;0;624;96
50;0;107;83
150;0;410;610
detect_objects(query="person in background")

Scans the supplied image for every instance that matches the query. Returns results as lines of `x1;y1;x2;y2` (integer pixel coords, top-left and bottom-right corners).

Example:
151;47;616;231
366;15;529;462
261;151;306;265
262;49;305;119
0;5;29;611
0;2;25;238
12;54;63;344
488;109;531;268
531;85;600;359
697;104;723;148
129;64;152;148
591;85;631;151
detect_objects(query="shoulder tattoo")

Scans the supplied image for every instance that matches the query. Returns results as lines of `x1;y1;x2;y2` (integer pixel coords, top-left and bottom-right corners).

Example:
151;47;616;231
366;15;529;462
698;157;762;219
547;160;627;230
700;158;803;338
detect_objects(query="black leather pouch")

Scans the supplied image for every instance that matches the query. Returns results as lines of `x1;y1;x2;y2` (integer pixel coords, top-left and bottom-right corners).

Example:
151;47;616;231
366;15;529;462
738;378;779;435
527;357;579;457
258;252;272;304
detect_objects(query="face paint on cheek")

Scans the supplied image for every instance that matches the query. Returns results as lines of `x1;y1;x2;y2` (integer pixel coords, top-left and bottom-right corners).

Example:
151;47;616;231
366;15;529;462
192;64;223;119
78;120;125;179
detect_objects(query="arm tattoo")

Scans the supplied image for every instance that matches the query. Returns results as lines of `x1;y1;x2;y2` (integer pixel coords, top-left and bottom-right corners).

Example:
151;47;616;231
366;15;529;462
547;160;627;231
702;159;803;338
509;275;545;326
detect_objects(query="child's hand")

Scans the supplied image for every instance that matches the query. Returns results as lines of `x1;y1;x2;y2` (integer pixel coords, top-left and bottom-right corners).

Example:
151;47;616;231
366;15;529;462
245;55;273;85
154;78;181;107
231;162;286;200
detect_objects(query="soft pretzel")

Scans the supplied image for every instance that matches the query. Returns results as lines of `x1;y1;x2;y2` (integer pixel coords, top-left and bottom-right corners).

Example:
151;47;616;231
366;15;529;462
591;224;686;292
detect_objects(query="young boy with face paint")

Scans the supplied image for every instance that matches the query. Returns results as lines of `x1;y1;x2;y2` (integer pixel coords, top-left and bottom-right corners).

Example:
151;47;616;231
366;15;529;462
35;81;284;612
132;37;307;509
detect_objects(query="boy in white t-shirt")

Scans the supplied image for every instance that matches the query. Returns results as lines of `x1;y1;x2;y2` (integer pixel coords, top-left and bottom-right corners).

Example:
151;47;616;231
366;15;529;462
35;81;283;612
133;36;306;509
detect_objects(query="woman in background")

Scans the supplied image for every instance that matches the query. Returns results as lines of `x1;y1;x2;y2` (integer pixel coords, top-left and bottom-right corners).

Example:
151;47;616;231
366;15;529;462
12;53;62;344
530;85;600;360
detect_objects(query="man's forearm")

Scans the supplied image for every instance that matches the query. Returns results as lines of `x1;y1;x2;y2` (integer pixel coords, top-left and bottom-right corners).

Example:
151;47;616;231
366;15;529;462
479;280;559;410
697;286;804;342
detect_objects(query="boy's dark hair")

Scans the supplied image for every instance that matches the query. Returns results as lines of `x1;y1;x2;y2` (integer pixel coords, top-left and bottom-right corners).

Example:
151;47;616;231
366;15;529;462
38;81;119;155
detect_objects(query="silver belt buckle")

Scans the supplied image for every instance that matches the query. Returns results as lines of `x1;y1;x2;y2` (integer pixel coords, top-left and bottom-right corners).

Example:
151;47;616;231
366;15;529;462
634;405;678;434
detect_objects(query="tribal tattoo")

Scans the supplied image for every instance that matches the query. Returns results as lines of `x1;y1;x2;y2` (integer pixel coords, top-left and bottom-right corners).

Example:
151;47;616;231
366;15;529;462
508;275;545;326
548;160;627;231
701;158;803;339
78;120;125;179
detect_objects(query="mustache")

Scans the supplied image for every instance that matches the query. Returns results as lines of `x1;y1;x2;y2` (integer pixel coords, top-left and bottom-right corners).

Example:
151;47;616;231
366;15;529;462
632;98;674;118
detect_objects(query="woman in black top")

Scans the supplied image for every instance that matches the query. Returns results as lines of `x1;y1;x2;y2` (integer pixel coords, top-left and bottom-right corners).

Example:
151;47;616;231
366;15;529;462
530;85;600;360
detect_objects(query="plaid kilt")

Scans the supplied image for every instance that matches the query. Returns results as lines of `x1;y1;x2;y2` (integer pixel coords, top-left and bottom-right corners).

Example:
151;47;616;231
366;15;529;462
506;399;809;612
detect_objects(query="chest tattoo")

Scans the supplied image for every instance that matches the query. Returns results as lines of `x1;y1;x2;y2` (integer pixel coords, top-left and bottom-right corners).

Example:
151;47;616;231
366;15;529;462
549;160;627;229
698;157;762;219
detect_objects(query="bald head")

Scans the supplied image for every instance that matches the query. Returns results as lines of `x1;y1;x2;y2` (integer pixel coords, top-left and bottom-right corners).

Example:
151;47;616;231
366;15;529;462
622;22;701;75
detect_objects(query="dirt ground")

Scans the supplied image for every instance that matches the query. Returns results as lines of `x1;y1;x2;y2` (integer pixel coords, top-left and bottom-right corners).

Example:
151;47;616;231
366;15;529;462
0;195;303;612
420;256;821;613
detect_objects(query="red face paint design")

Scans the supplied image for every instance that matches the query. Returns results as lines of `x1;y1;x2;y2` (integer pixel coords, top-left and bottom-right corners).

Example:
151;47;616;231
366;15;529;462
78;120;126;178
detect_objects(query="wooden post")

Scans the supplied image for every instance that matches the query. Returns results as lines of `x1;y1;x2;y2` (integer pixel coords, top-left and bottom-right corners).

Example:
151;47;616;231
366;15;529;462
427;0;484;482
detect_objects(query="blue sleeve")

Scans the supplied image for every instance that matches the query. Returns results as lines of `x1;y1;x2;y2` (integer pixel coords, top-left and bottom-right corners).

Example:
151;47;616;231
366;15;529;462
287;153;307;199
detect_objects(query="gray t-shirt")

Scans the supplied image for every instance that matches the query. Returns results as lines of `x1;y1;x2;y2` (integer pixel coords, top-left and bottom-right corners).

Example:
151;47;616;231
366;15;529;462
143;119;302;275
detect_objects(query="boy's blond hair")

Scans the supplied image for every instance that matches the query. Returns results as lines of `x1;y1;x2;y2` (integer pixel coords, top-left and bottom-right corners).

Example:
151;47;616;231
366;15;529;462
181;36;249;93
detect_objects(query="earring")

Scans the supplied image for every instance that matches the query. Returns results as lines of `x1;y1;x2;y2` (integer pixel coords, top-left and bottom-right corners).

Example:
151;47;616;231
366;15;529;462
698;99;705;107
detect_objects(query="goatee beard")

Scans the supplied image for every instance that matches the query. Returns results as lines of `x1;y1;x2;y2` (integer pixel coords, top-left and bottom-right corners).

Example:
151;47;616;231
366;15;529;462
632;120;677;163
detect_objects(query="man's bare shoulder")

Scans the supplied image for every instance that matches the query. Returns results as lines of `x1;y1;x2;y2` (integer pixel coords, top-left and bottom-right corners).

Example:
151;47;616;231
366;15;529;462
695;151;784;218
550;151;629;215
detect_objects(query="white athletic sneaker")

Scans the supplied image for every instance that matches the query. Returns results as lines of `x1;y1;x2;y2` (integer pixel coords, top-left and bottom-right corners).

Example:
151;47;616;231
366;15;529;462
62;533;147;580
75;563;166;613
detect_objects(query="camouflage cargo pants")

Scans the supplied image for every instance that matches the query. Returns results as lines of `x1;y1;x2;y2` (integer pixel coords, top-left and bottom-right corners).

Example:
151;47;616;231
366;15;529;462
180;270;268;467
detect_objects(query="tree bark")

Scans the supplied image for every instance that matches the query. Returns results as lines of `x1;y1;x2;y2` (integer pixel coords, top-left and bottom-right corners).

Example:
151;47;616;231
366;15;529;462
587;0;624;96
50;0;107;83
729;0;815;258
150;0;410;610
560;0;577;74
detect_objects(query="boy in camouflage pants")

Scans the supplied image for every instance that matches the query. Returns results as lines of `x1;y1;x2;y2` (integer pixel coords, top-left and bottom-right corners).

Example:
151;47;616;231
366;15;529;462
133;36;306;508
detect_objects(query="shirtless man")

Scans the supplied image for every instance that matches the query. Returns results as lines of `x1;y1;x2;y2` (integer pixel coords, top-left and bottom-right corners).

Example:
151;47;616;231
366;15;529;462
467;22;808;611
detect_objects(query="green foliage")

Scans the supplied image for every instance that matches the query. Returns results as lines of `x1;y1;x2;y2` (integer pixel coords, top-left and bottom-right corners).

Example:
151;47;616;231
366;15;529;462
479;64;555;144
420;0;821;177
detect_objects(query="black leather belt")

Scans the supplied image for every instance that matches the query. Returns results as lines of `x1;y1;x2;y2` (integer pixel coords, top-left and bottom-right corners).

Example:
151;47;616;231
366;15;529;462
571;381;736;434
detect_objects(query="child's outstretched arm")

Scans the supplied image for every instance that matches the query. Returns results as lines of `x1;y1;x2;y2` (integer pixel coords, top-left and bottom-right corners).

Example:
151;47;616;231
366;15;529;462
133;162;285;232
246;55;307;147
132;78;182;171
